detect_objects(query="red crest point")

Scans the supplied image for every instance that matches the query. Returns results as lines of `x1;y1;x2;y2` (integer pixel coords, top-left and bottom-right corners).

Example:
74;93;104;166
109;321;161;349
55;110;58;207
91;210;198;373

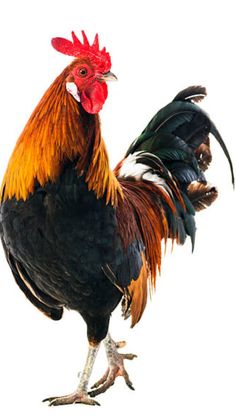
51;30;111;73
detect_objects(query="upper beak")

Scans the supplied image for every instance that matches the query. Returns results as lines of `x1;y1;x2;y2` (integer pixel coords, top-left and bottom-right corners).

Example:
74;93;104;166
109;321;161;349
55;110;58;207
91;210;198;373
98;71;118;82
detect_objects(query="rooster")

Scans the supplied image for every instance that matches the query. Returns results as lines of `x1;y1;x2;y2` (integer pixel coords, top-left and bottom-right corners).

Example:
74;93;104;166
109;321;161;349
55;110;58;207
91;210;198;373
0;31;234;406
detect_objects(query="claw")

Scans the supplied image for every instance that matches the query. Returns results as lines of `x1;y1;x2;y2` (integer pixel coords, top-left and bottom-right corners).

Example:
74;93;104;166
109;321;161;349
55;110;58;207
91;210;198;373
89;335;137;397
123;370;135;390
89;361;135;398
90;368;109;389
43;392;100;406
123;353;137;360
115;340;126;349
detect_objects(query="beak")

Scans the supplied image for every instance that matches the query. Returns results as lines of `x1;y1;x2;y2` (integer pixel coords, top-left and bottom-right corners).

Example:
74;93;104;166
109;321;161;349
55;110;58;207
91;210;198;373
98;71;118;82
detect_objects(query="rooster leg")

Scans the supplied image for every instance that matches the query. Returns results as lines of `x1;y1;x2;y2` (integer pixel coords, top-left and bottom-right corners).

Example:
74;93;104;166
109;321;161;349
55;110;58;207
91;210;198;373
43;343;100;406
89;333;137;397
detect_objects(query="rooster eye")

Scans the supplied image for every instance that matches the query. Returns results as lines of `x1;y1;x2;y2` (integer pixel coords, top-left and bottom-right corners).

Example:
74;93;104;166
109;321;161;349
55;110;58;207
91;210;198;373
78;67;88;77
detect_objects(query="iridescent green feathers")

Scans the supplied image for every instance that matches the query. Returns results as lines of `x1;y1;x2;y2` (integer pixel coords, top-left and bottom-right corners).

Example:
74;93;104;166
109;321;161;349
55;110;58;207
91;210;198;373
126;85;234;196
122;86;234;252
126;86;234;186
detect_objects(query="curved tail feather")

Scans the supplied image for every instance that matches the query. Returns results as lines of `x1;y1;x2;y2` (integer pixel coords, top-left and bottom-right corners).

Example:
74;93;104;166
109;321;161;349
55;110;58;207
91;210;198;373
114;86;234;327
125;86;234;187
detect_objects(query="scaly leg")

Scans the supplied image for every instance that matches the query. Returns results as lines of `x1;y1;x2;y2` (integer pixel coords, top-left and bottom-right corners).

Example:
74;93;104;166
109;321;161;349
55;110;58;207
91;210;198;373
89;333;137;397
43;343;100;406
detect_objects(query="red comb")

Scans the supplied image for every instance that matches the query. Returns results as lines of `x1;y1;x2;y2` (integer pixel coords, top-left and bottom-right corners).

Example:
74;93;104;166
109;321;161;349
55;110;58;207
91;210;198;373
51;31;111;73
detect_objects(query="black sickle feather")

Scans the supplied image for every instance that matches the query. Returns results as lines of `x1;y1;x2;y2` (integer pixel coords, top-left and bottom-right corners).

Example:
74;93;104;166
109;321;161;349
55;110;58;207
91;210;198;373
174;113;210;149
126;89;234;187
210;123;235;187
173;86;207;103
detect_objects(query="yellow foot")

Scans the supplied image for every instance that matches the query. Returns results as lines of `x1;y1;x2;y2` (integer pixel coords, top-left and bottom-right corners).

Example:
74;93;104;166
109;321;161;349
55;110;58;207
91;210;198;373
89;336;137;397
43;391;100;406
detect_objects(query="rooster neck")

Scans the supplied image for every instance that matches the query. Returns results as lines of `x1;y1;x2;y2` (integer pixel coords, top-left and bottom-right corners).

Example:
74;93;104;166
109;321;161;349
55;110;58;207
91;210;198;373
1;67;123;205
79;114;123;206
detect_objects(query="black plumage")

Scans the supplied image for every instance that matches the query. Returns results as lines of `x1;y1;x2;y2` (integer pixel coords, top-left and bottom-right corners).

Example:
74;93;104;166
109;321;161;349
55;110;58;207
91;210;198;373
0;162;142;342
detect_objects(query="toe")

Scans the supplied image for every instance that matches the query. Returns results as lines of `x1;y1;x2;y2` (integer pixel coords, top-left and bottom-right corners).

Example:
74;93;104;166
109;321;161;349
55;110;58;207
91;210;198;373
122;353;137;360
90;368;109;389
122;370;135;390
43;392;100;406
115;340;126;349
89;369;118;397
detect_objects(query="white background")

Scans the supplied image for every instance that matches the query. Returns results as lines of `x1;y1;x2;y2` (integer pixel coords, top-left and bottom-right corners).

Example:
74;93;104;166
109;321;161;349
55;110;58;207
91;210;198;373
0;1;236;418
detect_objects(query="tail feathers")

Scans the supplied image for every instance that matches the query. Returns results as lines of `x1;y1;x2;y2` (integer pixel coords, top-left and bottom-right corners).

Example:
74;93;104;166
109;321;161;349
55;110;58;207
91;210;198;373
117;86;234;251
118;151;197;249
173;85;207;103
125;85;234;188
187;181;218;211
210;123;234;186
173;112;210;150
195;138;212;172
138;153;198;249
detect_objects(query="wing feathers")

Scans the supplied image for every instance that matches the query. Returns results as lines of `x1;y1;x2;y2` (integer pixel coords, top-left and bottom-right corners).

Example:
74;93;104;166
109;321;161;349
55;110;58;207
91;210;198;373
1;239;63;320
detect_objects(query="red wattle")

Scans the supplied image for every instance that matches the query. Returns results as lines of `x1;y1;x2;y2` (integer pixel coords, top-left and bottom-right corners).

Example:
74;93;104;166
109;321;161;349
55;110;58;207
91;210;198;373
81;81;108;114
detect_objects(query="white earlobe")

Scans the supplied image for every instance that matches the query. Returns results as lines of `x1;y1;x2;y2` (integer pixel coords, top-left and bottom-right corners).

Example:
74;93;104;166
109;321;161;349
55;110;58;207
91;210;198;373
66;82;81;102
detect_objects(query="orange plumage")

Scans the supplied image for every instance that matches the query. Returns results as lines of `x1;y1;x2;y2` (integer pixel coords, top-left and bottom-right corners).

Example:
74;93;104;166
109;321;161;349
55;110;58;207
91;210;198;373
0;31;234;406
1;62;122;205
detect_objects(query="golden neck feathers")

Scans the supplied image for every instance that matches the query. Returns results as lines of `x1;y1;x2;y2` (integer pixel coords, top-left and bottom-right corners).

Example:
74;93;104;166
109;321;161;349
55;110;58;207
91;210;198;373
1;66;122;206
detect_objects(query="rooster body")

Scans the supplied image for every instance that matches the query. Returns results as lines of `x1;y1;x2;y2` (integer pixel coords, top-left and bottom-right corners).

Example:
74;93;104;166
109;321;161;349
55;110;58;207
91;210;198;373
1;169;122;335
0;31;234;405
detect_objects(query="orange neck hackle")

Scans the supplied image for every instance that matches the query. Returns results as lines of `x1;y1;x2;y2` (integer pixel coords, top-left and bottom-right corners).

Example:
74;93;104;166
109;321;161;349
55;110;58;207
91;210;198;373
1;63;122;206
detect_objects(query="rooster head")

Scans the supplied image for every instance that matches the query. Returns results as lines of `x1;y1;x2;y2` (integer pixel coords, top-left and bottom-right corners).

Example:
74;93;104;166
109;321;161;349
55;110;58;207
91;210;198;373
51;31;117;114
